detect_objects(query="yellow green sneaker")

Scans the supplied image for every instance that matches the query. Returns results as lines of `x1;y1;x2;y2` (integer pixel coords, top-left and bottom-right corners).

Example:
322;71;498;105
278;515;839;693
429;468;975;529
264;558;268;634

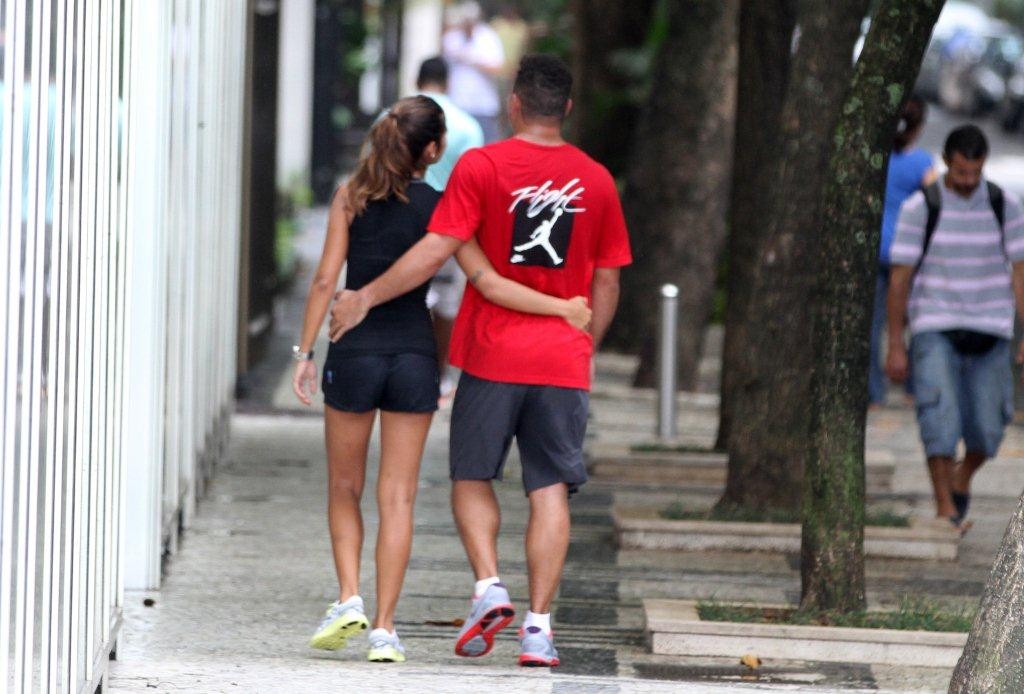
367;628;406;663
309;596;369;650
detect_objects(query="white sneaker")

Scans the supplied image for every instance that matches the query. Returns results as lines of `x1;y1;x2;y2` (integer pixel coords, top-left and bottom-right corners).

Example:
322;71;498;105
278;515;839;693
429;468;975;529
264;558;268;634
367;628;406;662
308;596;369;650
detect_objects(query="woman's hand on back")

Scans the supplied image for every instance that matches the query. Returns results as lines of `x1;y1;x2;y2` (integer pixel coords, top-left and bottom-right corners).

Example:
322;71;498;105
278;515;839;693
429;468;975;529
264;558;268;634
292;359;318;406
563;296;592;332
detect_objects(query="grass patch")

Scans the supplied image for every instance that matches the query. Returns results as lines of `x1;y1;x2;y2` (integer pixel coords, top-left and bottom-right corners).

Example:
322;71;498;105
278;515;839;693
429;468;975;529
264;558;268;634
630;443;717;454
660;502;798;524
696;597;973;633
864;509;912;528
659;502;909;528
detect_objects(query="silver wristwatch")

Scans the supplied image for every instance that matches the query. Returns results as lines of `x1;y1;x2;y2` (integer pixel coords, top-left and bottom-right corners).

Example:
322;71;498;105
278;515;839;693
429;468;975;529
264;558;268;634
292;345;315;362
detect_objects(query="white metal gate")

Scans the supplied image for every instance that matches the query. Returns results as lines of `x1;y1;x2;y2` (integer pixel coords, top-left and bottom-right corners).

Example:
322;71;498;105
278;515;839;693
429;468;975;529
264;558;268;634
1;1;248;691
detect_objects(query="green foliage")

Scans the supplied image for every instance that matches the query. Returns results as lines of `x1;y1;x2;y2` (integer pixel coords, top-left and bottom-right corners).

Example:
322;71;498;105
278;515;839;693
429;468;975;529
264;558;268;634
515;0;571;57
994;0;1024;27
622;0;672;106
275;217;299;283
660;502;909;527
864;508;911;527
275;176;313;283
661;502;803;524
697;596;974;632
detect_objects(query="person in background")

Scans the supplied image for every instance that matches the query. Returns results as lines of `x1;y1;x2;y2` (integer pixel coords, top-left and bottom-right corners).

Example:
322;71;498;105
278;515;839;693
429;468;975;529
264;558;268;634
416;56;485;397
886;125;1024;530
491;5;530;79
490;4;531;126
443;1;505;143
870;95;936;407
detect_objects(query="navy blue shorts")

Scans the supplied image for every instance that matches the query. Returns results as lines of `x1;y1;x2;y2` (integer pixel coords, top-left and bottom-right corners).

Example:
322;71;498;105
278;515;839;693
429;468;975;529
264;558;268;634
449;372;589;495
322;353;439;413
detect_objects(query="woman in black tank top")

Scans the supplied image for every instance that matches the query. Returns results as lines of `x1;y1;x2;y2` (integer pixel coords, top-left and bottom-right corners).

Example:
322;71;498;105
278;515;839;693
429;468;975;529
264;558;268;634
290;95;591;661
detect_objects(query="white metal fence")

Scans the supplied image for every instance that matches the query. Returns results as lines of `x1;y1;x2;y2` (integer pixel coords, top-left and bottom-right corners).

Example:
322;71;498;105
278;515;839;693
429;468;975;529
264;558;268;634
1;1;248;691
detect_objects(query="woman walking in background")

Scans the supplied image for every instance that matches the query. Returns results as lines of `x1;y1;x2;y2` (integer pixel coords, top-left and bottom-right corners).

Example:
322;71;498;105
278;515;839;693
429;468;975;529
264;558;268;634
870;95;937;407
290;95;591;663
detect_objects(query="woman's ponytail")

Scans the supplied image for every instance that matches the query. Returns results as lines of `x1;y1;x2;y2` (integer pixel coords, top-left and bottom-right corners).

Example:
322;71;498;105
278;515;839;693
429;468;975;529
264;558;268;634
893;95;926;153
347;96;446;215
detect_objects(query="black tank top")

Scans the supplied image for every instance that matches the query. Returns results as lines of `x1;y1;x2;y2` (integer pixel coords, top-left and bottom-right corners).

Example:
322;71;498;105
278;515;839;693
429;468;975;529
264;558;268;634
328;180;441;358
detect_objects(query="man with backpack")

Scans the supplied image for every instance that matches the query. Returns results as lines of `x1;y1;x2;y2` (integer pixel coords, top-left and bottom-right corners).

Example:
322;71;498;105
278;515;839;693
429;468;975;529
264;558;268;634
887;125;1024;530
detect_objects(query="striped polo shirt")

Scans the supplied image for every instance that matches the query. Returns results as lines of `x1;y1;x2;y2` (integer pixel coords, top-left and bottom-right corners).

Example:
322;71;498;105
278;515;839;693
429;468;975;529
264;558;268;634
890;178;1024;339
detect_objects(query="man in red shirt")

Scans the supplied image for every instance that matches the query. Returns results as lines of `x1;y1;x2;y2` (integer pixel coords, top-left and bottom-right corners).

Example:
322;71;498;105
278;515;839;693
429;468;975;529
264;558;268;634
329;54;631;666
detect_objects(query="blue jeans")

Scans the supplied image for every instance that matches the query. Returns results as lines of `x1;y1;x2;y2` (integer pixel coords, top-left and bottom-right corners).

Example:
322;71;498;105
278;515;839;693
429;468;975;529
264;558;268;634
910;331;1014;458
869;267;913;404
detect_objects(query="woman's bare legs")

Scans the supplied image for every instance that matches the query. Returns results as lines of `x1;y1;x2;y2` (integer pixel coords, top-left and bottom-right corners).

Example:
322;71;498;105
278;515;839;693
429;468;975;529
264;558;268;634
324;406;376;602
373;411;433;631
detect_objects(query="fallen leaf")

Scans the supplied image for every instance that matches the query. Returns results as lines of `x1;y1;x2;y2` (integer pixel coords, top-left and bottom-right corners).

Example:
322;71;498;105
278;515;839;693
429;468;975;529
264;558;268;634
740;653;761;669
424;618;465;627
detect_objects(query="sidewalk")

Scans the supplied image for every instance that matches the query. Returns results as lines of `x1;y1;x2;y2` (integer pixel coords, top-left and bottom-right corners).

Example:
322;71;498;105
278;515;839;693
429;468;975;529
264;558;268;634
107;402;994;692
114;410;857;693
107;208;1022;692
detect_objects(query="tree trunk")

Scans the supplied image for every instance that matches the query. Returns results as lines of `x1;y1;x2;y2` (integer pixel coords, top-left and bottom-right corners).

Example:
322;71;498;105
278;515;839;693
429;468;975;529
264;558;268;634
611;0;739;391
569;0;656;176
715;0;796;451
717;0;869;513
801;0;944;613
950;493;1024;692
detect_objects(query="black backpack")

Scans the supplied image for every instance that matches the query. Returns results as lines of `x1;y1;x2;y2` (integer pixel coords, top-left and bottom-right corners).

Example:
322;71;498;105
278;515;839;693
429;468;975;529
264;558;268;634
918;180;1005;272
918;181;1007;356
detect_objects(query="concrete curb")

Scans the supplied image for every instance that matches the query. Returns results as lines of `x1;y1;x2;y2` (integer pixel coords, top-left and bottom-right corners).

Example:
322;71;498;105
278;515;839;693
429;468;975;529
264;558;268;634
589;444;896;493
589;383;722;409
614;507;961;560
643;599;966;668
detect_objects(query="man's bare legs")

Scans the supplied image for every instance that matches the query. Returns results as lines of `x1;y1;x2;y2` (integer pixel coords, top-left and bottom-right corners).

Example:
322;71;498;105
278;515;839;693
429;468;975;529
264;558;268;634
324;407;375;601
927;455;958;519
952;450;986;495
452;480;501;579
374;411;432;631
525;483;570;614
452;480;571;610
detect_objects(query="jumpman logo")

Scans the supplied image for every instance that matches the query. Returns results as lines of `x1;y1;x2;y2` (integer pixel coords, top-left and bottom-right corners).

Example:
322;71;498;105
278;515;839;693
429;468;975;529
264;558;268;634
508;178;585;268
512;208;564;265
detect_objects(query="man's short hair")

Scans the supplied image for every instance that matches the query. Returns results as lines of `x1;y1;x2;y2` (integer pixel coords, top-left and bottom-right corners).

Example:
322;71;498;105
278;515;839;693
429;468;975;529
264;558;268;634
944;124;989;160
513;54;572;121
417;57;448;89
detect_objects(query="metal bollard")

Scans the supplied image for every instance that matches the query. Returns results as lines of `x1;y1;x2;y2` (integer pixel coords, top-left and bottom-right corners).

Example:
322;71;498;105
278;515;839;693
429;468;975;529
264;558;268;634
657;284;679;441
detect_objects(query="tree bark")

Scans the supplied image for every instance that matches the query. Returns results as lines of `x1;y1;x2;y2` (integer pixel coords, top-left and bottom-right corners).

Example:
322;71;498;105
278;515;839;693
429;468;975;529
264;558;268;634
717;0;869;513
715;0;796;451
801;0;945;613
569;0;656;177
949;493;1024;691
611;0;739;391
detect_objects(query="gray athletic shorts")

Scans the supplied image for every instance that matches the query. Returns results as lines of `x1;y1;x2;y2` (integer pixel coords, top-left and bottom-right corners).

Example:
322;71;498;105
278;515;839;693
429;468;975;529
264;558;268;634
449;372;589;495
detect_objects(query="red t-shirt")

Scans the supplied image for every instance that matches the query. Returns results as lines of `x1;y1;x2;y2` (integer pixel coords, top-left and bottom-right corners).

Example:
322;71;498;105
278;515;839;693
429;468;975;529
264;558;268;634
429;138;632;390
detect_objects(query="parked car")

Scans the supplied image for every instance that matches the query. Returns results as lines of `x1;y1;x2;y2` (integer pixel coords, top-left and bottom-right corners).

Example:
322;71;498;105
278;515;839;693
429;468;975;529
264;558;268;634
937;20;1022;116
915;0;991;100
